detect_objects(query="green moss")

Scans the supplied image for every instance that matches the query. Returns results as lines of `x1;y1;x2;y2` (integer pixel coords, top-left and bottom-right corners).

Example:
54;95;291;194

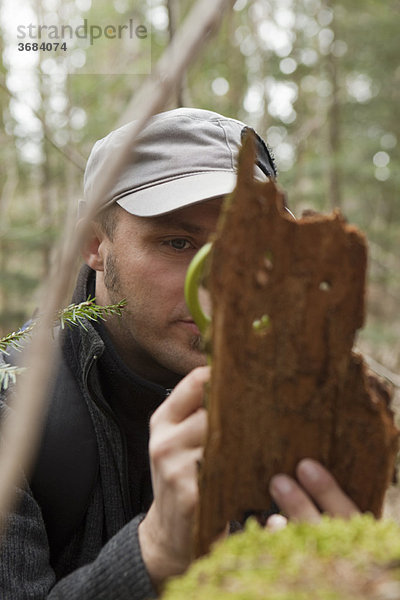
163;516;400;599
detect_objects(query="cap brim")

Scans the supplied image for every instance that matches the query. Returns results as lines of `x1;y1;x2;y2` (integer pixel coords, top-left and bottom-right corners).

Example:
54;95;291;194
115;168;295;219
116;171;238;217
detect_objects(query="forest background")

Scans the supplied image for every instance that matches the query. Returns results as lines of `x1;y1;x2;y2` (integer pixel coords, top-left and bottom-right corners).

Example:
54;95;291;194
0;0;399;385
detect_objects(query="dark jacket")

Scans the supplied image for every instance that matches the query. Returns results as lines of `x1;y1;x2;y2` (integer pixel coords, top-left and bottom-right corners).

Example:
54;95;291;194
0;266;159;599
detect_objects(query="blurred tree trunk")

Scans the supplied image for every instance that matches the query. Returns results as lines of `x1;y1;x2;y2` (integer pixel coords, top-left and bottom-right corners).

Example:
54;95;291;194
226;9;243;114
35;0;52;278
0;28;16;328
39;135;52;277
167;0;190;107
326;0;342;210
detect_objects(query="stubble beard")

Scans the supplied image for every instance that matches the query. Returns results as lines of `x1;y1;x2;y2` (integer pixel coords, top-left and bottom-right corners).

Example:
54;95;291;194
104;251;120;295
104;250;205;365
190;334;203;352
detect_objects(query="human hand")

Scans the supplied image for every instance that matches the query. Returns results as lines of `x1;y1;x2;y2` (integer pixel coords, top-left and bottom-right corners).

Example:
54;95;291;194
139;366;209;590
269;458;359;523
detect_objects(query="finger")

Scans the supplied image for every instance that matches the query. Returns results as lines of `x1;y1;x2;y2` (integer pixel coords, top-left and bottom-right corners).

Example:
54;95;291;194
155;446;204;494
296;459;359;519
266;513;287;532
154;366;210;424
269;474;321;523
171;407;208;449
149;409;206;469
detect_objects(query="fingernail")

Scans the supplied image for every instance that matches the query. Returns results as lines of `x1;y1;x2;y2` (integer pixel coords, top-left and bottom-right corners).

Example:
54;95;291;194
298;459;320;482
270;474;293;497
267;513;287;532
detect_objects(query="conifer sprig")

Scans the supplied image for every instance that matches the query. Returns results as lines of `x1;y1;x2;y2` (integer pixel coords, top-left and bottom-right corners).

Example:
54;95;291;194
0;297;127;390
0;364;26;390
0;326;35;355
58;297;127;331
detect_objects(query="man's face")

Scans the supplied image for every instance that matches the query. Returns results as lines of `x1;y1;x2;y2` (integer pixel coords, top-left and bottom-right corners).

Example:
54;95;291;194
95;198;222;386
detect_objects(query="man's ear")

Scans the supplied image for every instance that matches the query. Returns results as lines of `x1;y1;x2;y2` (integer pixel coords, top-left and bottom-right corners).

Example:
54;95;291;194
80;221;106;272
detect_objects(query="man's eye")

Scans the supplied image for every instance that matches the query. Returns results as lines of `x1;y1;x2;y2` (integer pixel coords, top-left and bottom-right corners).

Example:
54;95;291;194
167;238;192;251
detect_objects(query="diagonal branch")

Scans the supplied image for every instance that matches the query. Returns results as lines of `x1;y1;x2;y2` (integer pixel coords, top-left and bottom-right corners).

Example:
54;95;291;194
116;0;234;128
358;349;400;389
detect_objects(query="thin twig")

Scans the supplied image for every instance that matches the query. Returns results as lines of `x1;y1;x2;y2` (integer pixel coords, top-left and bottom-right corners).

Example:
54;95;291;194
359;350;400;389
0;0;233;532
117;0;234;128
0;326;34;355
58;298;127;331
0;299;127;391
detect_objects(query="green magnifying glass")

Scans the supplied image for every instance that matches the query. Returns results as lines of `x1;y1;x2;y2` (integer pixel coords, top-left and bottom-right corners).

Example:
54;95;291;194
184;242;213;336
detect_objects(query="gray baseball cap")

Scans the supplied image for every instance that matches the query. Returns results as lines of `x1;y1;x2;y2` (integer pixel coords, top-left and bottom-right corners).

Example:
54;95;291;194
83;107;277;217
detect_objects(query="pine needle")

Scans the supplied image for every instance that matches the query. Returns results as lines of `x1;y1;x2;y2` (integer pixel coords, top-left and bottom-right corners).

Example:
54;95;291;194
0;326;35;355
57;297;127;331
0;364;26;390
0;297;127;389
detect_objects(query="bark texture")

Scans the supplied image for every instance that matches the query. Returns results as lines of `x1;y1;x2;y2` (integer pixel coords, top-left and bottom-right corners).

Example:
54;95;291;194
194;138;399;556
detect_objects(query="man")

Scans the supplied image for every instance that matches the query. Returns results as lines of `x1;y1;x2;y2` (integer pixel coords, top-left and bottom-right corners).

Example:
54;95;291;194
0;108;358;598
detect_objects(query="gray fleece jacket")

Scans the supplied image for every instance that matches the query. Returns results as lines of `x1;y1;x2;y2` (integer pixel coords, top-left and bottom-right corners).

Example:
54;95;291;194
0;267;159;599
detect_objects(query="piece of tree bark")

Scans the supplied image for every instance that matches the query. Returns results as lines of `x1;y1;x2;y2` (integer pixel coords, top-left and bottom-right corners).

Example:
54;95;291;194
194;137;399;557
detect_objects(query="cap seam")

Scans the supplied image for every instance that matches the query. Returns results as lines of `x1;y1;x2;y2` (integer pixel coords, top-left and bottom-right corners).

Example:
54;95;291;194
217;118;237;171
139;111;245;127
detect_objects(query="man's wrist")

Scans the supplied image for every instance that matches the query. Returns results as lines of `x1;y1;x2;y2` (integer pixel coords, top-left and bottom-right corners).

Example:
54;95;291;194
138;506;188;591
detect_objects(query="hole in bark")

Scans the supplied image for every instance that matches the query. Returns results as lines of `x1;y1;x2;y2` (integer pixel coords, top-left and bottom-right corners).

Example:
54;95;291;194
264;251;273;271
252;314;270;335
319;281;331;291
255;270;269;286
255;251;273;287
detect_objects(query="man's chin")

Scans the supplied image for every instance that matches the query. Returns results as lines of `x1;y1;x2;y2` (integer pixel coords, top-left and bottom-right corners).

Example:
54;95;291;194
190;335;204;353
175;341;207;375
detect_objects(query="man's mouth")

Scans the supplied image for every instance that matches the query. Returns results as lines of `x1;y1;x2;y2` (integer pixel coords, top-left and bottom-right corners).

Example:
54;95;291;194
178;318;201;336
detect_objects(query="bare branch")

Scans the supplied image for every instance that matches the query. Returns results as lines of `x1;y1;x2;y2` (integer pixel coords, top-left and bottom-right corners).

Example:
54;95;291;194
357;349;400;389
0;326;34;355
117;0;234;128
